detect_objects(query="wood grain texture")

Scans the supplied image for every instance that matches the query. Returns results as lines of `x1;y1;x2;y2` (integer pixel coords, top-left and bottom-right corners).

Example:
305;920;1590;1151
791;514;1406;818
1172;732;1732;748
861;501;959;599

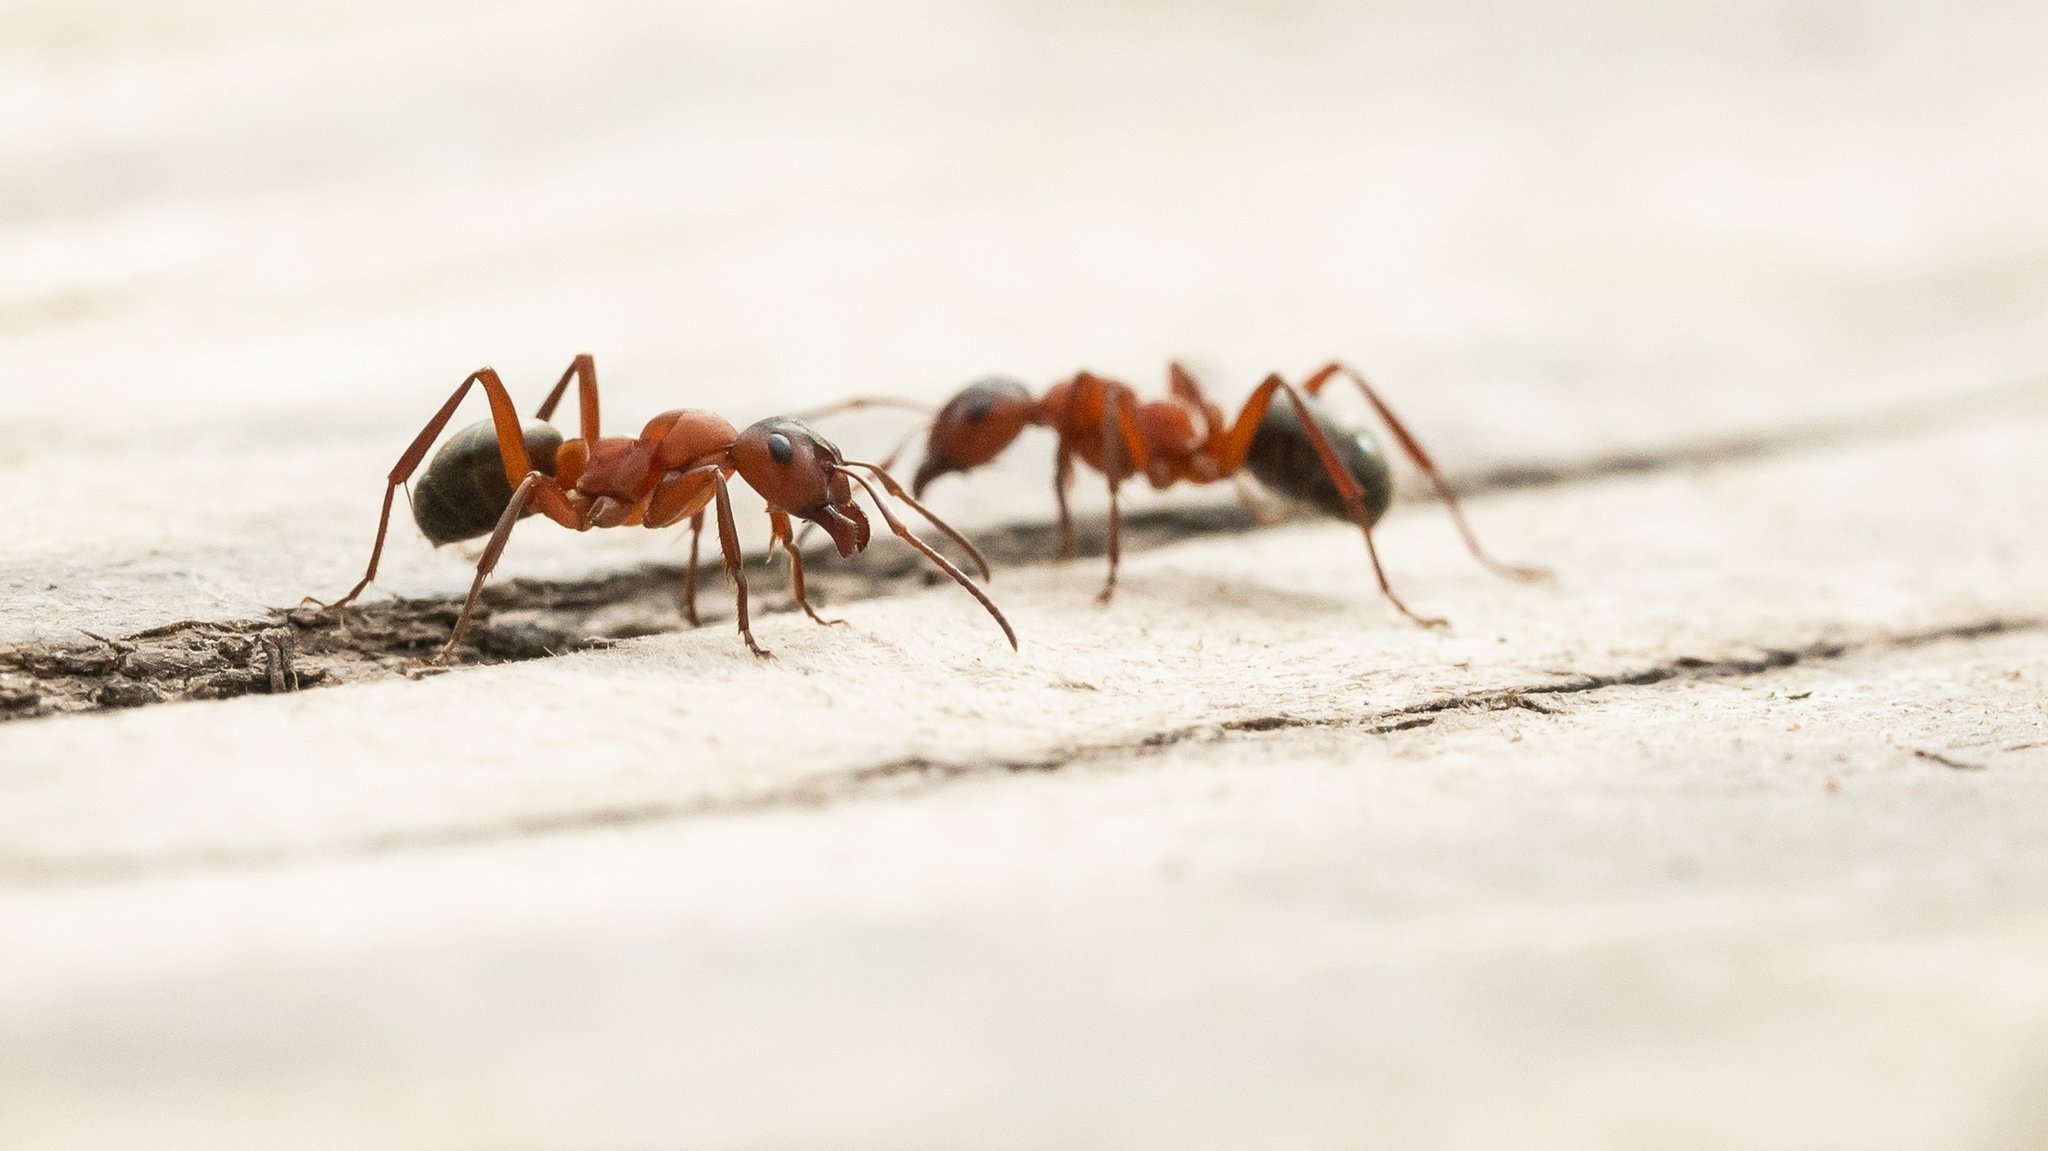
4;1;2048;1148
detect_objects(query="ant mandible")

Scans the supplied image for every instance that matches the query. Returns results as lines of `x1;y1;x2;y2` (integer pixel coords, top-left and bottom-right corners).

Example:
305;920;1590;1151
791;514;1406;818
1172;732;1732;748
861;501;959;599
315;355;1017;661
884;361;1546;625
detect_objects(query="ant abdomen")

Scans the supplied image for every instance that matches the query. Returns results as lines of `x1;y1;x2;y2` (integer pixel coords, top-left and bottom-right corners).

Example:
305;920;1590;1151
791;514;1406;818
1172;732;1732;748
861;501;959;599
411;418;565;545
1244;396;1393;528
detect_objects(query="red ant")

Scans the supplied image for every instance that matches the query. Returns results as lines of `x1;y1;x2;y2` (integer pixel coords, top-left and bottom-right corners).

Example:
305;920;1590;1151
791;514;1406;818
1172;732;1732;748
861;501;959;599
836;361;1545;625
315;355;1016;660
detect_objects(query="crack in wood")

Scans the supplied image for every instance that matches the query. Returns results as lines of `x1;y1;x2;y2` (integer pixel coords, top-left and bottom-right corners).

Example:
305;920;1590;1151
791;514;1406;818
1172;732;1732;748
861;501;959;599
3;615;2038;889
0;502;1266;723
1911;748;1989;772
7;377;2044;729
10;377;2042;725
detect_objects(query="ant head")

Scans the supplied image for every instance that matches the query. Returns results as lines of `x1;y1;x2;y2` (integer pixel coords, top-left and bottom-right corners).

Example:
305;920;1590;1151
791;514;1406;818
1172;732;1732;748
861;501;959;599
913;377;1037;495
734;417;871;557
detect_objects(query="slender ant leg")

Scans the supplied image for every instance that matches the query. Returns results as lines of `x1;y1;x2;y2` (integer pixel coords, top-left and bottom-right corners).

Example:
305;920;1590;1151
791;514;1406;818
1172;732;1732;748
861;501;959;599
1301;361;1548;582
650;463;763;655
531;353;603;442
708;469;768;659
1168;361;1235;459
1053;443;1076;558
1170;361;1254;507
437;467;587;660
1088;375;1152;604
1214;374;1448;628
319;367;554;613
790;395;932;475
770;510;847;627
682;511;705;627
1099;452;1123;604
322;356;602;618
790;396;932;422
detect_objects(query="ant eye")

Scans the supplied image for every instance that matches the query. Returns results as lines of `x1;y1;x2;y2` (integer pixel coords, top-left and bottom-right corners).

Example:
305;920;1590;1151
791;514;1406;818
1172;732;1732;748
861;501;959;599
963;391;998;424
766;432;794;464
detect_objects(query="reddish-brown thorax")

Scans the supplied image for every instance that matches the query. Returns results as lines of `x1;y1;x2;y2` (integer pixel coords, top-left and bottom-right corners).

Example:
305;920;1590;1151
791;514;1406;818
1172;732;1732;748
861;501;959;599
552;409;741;530
1040;377;1222;488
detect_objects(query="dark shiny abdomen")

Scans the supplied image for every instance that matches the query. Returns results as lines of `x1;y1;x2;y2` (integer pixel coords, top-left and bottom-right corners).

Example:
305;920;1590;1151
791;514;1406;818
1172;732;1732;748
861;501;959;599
410;419;565;545
1243;396;1393;528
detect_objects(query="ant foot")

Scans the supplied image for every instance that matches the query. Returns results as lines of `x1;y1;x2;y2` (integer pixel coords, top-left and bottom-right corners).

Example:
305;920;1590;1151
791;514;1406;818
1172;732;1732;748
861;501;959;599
798;605;848;629
402;652;455;678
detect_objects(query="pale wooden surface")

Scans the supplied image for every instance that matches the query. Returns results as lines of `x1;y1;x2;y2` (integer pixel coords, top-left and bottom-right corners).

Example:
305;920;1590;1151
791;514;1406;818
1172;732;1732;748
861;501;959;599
5;1;2048;1148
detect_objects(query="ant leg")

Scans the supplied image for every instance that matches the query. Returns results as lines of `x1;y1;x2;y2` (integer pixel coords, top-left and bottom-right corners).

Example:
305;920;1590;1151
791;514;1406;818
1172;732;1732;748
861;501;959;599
1167;361;1228;443
710;471;770;659
790;397;930;478
835;468;1017;650
1093;381;1150;604
1353;518;1441;629
875;420;929;477
789;396;932;422
1099;474;1123;604
319;367;544;613
437;471;584;662
1053;443;1076;558
1215;375;1448;628
681;512;704;627
531;353;603;443
769;510;847;628
1302;362;1548;582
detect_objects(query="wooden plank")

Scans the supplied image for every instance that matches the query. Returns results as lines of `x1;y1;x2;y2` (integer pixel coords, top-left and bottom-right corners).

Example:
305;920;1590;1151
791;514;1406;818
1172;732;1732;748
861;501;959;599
1;414;2042;869
7;2;2048;1148
2;617;2043;1150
